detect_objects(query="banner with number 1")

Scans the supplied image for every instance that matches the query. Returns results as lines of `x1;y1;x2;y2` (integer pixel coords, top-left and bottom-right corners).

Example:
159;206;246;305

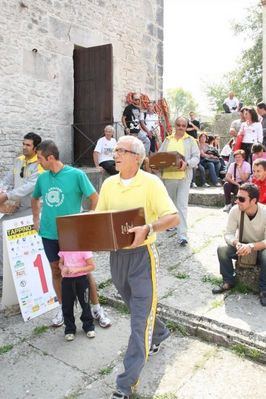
2;215;58;321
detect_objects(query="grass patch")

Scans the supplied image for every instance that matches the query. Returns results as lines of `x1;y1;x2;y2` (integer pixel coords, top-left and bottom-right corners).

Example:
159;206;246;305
98;279;113;289
98;295;108;305
174;272;189;280
231;344;261;360
210;298;224;309
33;325;49;335
99;365;114;375
165;320;188;336
64;392;79;399
194;348;218;370
160;289;175;300
115;302;130;315
230;282;254;295
131;394;177;399
201;275;223;285
167;263;183;272
192;238;213;254
0;344;13;355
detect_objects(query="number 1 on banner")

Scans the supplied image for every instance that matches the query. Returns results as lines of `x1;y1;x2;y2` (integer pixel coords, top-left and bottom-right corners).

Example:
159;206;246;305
34;254;48;293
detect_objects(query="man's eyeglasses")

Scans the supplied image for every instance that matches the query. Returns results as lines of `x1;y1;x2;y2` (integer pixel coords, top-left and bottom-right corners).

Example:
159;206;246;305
236;195;248;203
176;124;187;128
20;166;25;178
112;148;138;156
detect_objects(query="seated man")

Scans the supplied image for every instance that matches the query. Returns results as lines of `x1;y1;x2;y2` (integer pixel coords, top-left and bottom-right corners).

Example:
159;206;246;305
222;149;250;212
0;132;42;279
212;183;266;306
93;125;118;175
223;91;239;113
252;159;266;204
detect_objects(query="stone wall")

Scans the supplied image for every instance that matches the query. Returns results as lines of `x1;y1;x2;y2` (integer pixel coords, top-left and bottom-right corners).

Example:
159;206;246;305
0;0;163;173
212;112;240;148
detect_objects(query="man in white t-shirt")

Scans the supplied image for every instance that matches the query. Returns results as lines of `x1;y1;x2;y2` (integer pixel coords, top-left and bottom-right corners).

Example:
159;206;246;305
223;91;239;113
93;125;118;175
140;101;160;153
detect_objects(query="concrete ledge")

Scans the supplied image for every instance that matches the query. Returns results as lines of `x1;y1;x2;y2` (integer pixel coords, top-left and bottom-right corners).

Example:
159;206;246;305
104;293;266;364
81;167;225;208
189;187;224;207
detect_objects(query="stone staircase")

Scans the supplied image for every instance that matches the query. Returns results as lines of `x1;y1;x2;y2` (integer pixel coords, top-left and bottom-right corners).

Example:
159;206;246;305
82;167;225;208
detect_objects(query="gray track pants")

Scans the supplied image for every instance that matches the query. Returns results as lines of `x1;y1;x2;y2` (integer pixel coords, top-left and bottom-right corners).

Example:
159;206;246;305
110;244;170;396
164;178;190;240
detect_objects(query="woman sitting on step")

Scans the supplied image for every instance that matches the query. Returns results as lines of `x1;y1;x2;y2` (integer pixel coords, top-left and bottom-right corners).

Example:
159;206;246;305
222;149;251;212
198;132;222;187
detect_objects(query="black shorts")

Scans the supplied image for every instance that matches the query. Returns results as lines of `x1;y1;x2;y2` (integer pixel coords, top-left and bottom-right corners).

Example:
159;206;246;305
42;238;60;263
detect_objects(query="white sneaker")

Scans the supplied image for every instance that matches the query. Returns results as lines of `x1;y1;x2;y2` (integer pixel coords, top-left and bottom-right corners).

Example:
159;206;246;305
65;333;75;341
202;182;210;187
191;182;198;188
86;330;96;338
223;204;232;212
92;307;111;328
52;307;64;327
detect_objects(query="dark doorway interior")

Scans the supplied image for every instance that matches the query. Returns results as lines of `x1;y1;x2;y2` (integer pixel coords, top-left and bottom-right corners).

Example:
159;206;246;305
73;44;113;166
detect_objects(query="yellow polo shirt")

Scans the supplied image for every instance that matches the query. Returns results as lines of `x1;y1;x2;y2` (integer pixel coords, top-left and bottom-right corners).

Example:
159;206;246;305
161;133;188;180
96;169;177;245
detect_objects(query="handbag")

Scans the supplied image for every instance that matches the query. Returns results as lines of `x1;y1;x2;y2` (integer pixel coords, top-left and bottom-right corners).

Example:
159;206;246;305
233;134;243;151
206;148;219;157
237;211;257;268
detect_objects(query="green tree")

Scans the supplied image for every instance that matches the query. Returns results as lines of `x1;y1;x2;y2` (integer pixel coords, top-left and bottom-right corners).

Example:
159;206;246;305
206;3;262;112
166;87;198;122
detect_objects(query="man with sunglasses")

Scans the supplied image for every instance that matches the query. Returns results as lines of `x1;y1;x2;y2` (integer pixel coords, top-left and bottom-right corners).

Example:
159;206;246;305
122;93;150;155
0;132;42;279
96;135;179;399
212;183;266;306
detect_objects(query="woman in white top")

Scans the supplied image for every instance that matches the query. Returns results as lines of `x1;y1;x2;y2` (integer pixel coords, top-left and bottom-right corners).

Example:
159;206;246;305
239;107;263;163
93;125;118;175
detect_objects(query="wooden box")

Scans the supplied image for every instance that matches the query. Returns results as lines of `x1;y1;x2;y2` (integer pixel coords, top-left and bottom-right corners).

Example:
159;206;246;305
56;207;145;251
148;151;185;169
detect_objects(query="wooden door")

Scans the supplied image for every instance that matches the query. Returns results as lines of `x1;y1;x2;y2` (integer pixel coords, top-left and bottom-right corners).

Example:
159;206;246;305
73;44;113;166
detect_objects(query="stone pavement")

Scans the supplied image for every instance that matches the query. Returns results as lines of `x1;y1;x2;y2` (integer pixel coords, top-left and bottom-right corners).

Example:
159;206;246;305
1;190;266;398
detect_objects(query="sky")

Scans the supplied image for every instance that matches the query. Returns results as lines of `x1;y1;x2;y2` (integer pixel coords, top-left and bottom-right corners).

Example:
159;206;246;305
163;0;259;116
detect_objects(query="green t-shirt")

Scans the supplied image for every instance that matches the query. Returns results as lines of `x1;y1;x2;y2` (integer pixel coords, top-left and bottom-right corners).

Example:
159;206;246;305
32;165;96;239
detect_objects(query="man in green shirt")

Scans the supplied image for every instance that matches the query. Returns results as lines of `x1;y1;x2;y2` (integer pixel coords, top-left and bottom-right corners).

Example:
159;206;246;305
32;140;110;328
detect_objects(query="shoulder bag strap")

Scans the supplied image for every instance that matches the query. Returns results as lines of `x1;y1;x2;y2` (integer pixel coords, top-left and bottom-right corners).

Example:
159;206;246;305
239;211;244;243
234;162;237;181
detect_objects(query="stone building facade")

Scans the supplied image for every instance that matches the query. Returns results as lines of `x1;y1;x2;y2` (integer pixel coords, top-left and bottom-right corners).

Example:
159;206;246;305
0;0;163;171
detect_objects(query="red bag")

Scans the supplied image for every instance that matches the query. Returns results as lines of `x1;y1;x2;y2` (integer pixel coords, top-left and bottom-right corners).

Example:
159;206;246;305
233;134;243;151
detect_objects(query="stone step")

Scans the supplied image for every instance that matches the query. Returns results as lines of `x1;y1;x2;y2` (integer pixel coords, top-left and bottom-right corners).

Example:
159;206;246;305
189;186;224;207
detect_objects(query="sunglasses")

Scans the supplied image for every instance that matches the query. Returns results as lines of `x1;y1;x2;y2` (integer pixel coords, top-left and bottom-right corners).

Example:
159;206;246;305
112;148;138;156
176;124;187;128
20;166;25;178
235;195;248;203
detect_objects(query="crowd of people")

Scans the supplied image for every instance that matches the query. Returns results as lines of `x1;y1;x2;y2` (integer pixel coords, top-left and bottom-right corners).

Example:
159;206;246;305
1;92;266;399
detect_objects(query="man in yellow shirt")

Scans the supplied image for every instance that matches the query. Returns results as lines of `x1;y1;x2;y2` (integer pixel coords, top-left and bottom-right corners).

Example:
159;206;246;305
160;117;200;246
96;135;179;399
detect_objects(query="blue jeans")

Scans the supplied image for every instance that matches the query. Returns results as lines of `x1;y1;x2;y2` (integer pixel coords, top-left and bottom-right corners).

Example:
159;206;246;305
200;159;220;185
217;245;266;292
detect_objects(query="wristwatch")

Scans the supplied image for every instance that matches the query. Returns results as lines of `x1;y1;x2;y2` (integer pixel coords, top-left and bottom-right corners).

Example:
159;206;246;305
147;223;154;236
248;243;255;251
